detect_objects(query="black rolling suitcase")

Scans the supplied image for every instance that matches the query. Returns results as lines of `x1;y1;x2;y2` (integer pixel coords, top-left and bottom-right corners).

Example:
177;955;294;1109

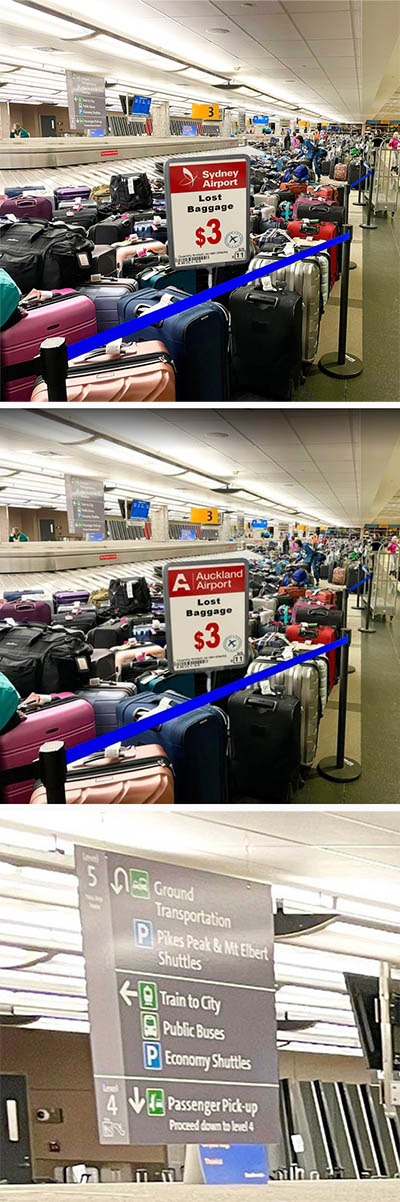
228;690;301;802
58;201;98;230
230;282;303;400
89;214;135;244
88;615;152;648
53;605;97;634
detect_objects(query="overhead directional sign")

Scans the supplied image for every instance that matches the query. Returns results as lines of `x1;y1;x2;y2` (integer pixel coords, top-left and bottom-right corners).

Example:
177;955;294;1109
163;556;249;674
66;69;106;133
64;474;105;537
190;507;219;525
75;847;279;1146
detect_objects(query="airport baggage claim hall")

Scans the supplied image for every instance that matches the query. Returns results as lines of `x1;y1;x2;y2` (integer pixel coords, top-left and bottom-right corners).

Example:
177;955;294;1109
1;0;400;1197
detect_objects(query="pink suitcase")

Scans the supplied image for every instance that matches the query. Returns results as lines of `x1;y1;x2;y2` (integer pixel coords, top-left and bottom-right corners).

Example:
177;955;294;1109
0;598;52;624
30;743;174;805
0;194;53;221
1;290;97;404
30;340;176;404
0;693;96;804
115;239;166;270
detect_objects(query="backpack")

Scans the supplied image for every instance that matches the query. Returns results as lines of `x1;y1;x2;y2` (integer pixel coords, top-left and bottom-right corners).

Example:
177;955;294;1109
0;669;20;731
294;163;309;181
110;172;153;213
109;576;152;617
0;266;21;329
292;567;308;585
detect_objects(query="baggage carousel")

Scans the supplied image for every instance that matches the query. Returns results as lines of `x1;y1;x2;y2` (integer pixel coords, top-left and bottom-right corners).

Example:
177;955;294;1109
0;539;236;588
1;1181;398;1199
0;134;241;186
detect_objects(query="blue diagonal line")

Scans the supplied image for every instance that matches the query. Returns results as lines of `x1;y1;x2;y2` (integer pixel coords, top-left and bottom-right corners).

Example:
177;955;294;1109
65;636;348;765
349;169;373;189
67;232;350;360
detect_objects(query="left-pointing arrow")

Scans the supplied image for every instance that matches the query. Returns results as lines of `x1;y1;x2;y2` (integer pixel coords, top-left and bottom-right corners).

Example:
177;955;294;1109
119;979;138;1007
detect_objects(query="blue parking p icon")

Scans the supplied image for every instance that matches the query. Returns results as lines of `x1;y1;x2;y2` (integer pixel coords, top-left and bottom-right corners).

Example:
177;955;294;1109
143;1041;162;1071
134;919;153;949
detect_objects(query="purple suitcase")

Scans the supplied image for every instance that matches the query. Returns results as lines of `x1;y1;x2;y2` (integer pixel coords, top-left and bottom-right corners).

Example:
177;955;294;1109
0;597;52;624
0;194;53;221
1;289;97;404
0;692;96;803
55;185;91;208
53;589;90;611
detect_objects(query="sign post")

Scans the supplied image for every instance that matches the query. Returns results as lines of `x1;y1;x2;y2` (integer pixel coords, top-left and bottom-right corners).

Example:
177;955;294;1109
164;153;250;271
163;556;249;675
76;847;279;1147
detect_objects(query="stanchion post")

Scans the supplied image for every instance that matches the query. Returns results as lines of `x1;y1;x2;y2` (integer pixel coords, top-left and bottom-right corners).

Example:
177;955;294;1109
319;225;363;379
359;552;376;634
318;629;362;782
40;336;68;404
361;150;378;229
344;183;357;269
38;739;67;803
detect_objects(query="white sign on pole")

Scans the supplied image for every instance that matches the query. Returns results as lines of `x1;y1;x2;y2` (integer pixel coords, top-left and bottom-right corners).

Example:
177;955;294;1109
163;557;249;673
164;154;250;269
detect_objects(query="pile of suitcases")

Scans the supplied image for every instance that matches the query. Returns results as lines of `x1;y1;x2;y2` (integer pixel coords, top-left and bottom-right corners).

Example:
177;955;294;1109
0;549;352;806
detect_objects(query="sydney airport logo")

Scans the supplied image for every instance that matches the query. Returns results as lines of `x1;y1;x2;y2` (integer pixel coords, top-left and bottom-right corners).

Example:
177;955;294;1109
181;167;196;188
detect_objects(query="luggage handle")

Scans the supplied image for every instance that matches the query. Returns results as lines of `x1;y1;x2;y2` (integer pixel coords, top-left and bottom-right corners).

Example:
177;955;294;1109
245;694;277;711
248;293;279;308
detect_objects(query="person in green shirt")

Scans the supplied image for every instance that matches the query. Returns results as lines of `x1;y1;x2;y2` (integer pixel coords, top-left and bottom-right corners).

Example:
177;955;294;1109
10;123;30;138
9;527;29;542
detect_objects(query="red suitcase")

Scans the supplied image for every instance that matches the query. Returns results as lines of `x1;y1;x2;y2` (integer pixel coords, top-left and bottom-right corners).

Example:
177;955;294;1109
306;185;339;201
278;584;306;601
286;623;338;689
279;180;308;199
0;693;96;804
0;597;52;624
0;194;53;221
288;218;340;283
1;290;97;404
306;589;338;606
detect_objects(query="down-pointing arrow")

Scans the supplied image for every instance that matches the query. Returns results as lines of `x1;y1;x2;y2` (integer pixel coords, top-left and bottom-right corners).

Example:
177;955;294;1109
119;979;138;1007
129;1087;145;1115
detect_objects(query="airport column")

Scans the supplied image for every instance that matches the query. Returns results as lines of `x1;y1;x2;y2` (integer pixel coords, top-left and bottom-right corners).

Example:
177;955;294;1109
0;102;10;137
222;109;233;138
219;512;234;541
152;102;170;138
150;504;169;542
0;506;9;542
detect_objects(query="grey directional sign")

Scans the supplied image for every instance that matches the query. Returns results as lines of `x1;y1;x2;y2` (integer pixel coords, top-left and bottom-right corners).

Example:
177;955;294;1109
76;846;279;1146
66;69;106;133
64;474;105;537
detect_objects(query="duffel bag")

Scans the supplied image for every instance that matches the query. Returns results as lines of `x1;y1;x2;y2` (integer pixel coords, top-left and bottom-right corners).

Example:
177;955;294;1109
0;622;92;697
0;218;93;291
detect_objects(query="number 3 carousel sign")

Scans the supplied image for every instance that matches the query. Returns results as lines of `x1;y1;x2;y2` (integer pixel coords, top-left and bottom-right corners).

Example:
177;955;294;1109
164;154;250;270
163;557;249;674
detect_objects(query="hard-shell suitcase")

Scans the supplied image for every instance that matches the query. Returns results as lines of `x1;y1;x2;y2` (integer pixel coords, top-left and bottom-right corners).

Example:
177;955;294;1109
306;588;338;606
91;244;118;276
292;602;342;629
0;597;52;624
333;567;346;585
132;623;166;646
246;655;320;768
334;163;347;181
118;287;229;403
278;584;306;600
76;680;137;735
348;160;362;188
88;616;148;649
291;641;329;714
55;185;91;207
293;199;345;226
30;339;176;404
250;254;322;364
230;282;303;400
306;185;340;203
30;743;174;805
0;692;96;804
0;194;53;221
53;589;90;611
118;689;228;805
228;690;301;802
58;201;98;230
288;219;340;284
279;180;308;199
53;605;97;634
1;289;97;405
137;265;197;293
89;213;134;244
136;668;196;698
78;278;138;332
286;623;338;689
291;238;331;306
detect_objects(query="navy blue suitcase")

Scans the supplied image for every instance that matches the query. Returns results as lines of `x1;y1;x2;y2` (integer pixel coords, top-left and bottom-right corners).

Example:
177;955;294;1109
76;681;137;736
3;588;45;601
133;623;166;645
134;220;168;244
116;689;228;803
117;287;229;402
79;279;137;332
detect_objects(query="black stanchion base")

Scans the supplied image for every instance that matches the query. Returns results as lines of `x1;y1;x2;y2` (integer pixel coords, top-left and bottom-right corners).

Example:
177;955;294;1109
353;200;367;206
360;222;378;229
318;756;362;783
348;665;356;674
349;261;357;270
319;352;363;379
358;627;376;634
